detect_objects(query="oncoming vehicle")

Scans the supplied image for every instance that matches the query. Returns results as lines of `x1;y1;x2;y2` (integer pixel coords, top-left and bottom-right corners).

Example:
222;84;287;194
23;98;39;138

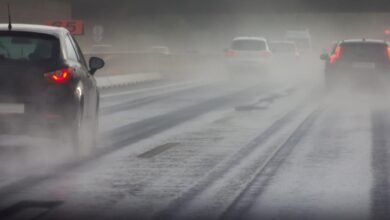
0;24;105;156
225;37;272;75
321;39;390;88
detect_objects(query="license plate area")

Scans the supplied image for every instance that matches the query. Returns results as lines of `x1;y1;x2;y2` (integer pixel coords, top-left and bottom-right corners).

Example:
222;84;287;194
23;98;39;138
0;103;25;114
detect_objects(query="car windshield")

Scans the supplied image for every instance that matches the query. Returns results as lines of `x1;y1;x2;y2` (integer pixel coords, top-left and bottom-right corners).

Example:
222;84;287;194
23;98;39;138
0;32;59;62
232;40;266;51
3;1;390;220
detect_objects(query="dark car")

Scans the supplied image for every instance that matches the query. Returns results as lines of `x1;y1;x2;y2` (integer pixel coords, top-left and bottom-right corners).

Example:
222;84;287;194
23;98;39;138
0;24;104;156
321;39;390;88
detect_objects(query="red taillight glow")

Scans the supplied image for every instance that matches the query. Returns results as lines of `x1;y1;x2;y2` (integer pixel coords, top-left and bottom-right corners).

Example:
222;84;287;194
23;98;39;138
387;47;390;59
45;68;72;83
226;50;238;57
329;46;342;64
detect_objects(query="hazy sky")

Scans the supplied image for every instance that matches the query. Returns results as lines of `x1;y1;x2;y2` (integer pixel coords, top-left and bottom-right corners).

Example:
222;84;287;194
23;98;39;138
71;0;390;14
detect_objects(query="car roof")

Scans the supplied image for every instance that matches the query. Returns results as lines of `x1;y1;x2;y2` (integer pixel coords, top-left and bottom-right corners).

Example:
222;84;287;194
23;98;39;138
0;24;68;37
341;39;387;44
233;37;267;42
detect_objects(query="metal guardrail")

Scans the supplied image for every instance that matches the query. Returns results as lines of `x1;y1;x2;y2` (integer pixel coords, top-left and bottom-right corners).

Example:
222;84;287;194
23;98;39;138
96;72;162;89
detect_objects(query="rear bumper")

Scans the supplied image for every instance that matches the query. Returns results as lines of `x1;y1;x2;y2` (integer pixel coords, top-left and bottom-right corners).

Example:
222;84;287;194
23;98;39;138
0;83;81;135
325;66;390;77
226;60;271;73
0;113;66;135
325;69;390;90
326;62;390;73
0;99;77;135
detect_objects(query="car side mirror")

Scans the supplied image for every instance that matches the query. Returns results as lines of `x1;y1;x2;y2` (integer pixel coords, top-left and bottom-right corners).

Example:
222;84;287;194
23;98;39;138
320;53;329;61
89;57;105;75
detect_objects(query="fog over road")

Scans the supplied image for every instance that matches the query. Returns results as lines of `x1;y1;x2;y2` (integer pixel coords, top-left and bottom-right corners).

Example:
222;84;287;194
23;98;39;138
1;0;390;219
0;65;389;220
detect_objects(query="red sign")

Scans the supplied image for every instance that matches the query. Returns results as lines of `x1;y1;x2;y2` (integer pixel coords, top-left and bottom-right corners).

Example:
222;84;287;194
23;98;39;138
47;20;84;35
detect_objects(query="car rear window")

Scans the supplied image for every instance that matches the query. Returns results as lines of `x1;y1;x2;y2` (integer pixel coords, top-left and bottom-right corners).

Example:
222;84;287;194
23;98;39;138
232;40;266;51
340;42;388;62
270;42;296;53
0;32;60;63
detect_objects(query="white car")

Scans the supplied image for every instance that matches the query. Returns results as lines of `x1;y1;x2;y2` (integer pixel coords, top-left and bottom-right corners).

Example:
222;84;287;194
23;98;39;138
225;37;272;74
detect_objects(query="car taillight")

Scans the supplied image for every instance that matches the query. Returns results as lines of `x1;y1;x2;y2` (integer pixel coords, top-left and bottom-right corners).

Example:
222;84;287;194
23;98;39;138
387;47;390;59
329;46;341;64
226;50;238;57
44;68;72;83
260;51;272;57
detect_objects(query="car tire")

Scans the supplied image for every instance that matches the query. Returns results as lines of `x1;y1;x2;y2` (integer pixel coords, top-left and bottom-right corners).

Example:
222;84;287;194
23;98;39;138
69;104;97;158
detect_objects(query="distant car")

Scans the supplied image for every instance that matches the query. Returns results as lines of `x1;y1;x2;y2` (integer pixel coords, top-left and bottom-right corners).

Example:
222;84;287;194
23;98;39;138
320;39;390;87
269;41;300;58
285;30;312;52
225;37;272;74
0;24;105;156
269;41;301;74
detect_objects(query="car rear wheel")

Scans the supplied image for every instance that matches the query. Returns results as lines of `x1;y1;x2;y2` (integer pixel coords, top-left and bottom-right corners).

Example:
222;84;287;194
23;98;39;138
68;105;97;158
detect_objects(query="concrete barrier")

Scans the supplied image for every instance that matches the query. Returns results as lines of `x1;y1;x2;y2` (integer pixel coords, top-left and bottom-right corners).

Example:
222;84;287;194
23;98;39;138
85;51;173;76
86;51;223;78
96;72;162;89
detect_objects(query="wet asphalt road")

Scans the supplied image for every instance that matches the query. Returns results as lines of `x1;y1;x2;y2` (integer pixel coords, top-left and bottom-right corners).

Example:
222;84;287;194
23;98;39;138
1;72;390;220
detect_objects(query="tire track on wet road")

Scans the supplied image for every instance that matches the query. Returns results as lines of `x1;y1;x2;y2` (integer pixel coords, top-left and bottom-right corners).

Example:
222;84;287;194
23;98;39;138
371;110;390;220
100;83;211;115
220;108;321;220
0;83;269;201
154;104;322;220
